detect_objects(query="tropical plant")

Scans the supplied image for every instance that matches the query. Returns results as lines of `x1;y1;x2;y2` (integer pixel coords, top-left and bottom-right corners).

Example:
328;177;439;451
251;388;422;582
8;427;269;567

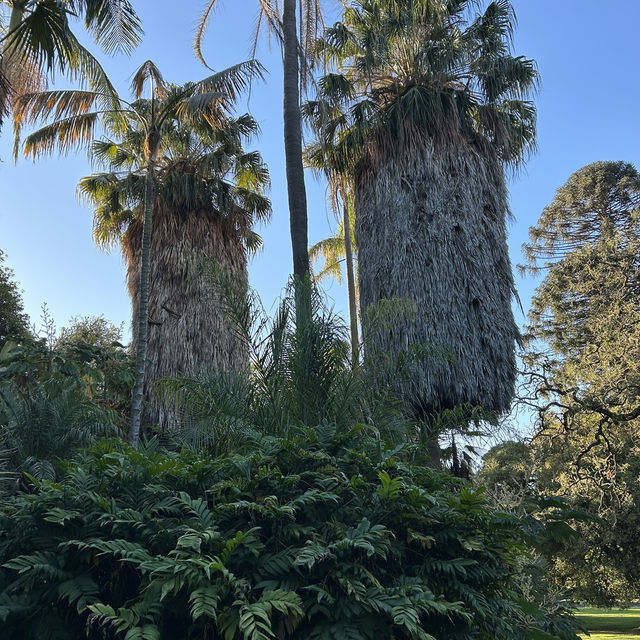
0;249;29;347
0;0;141;129
12;57;265;446
78;84;270;430
0;338;119;482
159;278;390;456
311;0;538;417
305;136;360;363
0;428;582;639
196;0;327;324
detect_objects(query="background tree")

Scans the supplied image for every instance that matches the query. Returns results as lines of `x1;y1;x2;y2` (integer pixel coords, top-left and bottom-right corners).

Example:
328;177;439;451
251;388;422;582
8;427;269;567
0;249;29;347
78;88;271;429
519;160;640;604
13;58;264;445
312;0;537;419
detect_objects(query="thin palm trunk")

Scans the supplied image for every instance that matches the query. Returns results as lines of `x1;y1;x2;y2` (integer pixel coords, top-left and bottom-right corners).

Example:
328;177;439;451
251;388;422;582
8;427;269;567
129;153;157;446
282;0;311;322
342;196;359;365
8;2;26;32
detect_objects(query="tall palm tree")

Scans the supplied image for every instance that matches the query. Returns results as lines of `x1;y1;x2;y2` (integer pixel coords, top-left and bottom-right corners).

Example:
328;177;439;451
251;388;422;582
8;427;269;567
313;0;538;416
13;58;265;445
0;0;141;128
79;92;271;429
195;0;324;324
305;137;359;363
309;208;359;362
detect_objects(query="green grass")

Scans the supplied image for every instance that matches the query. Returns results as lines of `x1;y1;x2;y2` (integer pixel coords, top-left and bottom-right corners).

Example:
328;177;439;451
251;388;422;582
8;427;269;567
577;607;640;639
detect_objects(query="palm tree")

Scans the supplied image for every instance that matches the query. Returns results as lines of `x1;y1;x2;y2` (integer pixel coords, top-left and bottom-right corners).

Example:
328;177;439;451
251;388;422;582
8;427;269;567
305;140;359;364
309;209;359;364
195;0;324;324
78;92;271;430
313;0;538;416
13;58;265;445
0;0;141;128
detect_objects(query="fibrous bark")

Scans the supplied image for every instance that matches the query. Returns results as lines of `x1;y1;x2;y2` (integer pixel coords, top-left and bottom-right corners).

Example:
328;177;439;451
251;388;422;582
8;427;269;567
356;137;519;414
125;201;248;430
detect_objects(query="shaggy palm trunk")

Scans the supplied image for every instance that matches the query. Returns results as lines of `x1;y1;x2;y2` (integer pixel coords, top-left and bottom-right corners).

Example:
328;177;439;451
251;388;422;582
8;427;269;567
125;202;248;432
0;2;25;125
129;156;156;446
342;198;359;365
282;0;311;323
356;138;519;421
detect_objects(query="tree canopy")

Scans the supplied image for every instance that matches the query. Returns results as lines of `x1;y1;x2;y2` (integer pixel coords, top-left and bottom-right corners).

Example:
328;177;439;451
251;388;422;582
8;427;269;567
520;160;640;604
0;250;29;347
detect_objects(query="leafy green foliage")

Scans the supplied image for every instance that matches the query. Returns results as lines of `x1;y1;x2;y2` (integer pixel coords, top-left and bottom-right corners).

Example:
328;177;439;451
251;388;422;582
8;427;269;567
0;428;580;639
519;161;640;604
0;250;29;348
159;279;416;455
0;331;129;482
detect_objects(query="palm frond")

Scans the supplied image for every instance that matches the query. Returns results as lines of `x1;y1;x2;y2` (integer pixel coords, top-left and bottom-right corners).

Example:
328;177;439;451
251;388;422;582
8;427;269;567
131;59;166;100
194;0;220;67
13;89;99;125
2;0;74;73
23;111;100;157
195;60;266;105
70;0;143;55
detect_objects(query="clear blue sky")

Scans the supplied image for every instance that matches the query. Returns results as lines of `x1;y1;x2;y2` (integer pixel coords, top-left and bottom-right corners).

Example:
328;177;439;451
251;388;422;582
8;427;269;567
1;1;639;339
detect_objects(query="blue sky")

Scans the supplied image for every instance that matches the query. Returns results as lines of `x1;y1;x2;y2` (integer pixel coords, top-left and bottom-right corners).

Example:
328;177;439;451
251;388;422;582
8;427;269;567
1;0;639;339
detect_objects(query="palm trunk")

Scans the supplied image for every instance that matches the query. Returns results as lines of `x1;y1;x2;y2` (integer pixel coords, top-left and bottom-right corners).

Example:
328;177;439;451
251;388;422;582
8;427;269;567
8;2;26;32
356;137;519;417
0;2;26;126
282;0;311;322
124;202;249;431
342;197;359;365
129;155;156;446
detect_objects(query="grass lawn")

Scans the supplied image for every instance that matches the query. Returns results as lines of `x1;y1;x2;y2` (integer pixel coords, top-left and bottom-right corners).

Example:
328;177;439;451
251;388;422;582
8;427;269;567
577;607;640;639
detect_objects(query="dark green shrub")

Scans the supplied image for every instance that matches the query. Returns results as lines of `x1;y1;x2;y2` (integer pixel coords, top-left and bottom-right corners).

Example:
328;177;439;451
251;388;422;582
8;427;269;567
0;427;579;639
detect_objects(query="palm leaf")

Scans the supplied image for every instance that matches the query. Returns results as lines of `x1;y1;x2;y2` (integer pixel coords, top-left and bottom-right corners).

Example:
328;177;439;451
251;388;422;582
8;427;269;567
195;60;266;105
69;0;143;55
131;60;166;100
1;0;74;73
193;0;219;67
23;111;100;157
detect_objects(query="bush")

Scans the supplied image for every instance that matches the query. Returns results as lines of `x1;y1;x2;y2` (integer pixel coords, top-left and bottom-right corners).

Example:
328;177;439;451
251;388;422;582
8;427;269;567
0;427;580;640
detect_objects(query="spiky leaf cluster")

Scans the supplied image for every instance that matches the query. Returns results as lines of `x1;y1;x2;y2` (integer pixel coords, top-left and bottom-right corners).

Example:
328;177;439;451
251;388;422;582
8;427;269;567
78;85;271;253
306;0;538;175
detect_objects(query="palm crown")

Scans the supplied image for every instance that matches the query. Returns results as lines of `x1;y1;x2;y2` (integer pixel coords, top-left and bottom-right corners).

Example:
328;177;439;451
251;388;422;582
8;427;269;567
309;0;538;171
79;91;271;254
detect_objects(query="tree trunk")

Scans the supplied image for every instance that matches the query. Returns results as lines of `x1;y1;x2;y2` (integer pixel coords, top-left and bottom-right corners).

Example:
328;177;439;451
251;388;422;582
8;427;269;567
342;193;359;365
128;156;156;446
356;137;519;417
0;2;26;127
124;202;249;431
282;0;311;321
8;2;26;33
